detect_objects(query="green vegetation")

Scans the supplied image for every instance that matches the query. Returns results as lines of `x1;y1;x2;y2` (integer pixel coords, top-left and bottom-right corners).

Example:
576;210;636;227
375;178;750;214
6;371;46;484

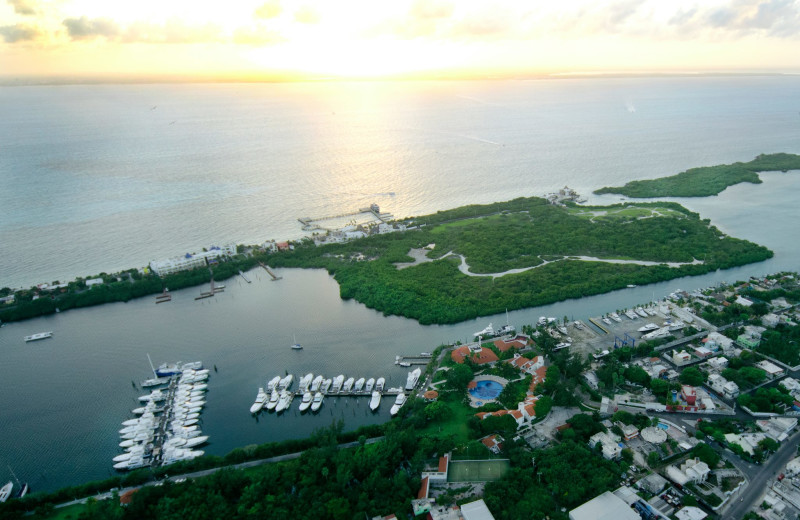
594;153;800;198
268;196;772;324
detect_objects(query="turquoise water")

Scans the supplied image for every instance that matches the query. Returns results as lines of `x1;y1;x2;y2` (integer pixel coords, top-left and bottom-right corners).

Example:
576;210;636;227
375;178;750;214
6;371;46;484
469;380;505;400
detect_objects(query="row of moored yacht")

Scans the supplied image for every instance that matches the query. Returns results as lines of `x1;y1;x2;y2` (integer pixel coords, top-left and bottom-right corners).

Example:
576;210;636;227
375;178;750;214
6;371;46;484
114;364;210;470
250;373;390;415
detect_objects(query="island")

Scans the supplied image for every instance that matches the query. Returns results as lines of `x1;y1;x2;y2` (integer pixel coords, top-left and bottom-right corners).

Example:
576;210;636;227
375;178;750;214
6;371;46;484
593;153;800;198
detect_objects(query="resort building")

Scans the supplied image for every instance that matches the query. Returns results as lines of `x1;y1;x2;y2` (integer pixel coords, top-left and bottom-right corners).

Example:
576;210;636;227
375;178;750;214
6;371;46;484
149;245;236;276
451;345;499;365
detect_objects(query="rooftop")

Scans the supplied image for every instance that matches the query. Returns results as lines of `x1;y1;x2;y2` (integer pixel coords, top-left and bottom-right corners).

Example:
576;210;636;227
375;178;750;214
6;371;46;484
569;490;640;520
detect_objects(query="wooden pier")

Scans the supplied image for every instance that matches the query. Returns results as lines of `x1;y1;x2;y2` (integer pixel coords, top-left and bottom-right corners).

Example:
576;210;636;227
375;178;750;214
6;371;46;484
259;262;282;281
297;203;392;232
239;270;251;283
155;290;171;304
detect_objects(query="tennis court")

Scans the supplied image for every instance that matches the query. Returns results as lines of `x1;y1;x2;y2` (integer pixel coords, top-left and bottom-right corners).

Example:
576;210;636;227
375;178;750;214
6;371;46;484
447;459;510;482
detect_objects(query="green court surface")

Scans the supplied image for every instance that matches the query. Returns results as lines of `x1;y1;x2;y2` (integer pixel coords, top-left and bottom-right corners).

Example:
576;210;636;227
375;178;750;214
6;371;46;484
447;459;510;482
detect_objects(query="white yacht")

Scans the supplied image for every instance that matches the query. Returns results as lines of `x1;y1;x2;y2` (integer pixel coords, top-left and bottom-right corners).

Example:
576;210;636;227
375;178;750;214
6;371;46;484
405;368;421;391
0;482;13;503
250;387;268;413
298;373;314;393
266;376;281;392
320;378;332;393
602;317;612;325
636;307;649;318
365;378;375;392
279;374;294;390
331;375;345;393
275;391;294;413
609;312;622;322
473;323;493;338
390;393;407;416
23;332;53;342
310;375;324;392
638;323;660;332
375;377;385;392
265;390;280;411
354;378;366;392
298;391;313;412
310;392;324;412
342;377;355;393
369;391;381;412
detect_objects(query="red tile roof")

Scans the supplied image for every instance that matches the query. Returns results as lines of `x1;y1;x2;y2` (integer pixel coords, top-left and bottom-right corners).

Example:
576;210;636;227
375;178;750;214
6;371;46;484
510;410;523;419
451;345;499;365
438;455;449;473
417;476;430;499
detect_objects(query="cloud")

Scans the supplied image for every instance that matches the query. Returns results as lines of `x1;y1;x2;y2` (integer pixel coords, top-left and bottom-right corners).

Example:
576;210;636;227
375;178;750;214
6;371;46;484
233;26;285;45
63;16;120;40
294;5;320;24
255;0;282;19
391;0;455;38
668;0;800;39
121;20;222;44
0;23;41;42
409;0;454;21
8;0;36;16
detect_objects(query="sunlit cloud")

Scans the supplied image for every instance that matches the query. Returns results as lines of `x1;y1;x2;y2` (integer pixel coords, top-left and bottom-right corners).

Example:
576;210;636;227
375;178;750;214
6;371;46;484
63;16;120;40
293;5;319;24
0;23;42;42
8;0;36;16
254;0;282;19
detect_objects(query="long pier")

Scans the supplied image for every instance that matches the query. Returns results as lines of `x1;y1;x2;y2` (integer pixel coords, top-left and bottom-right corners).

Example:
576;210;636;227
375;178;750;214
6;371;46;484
258;262;282;281
297;204;392;232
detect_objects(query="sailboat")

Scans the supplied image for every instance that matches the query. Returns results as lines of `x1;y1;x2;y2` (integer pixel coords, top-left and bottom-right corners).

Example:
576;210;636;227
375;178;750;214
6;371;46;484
290;334;302;350
141;354;171;387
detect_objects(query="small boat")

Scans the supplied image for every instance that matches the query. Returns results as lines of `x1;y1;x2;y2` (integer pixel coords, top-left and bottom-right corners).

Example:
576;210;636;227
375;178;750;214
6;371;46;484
291;334;302;350
310;392;324;412
23;332;52;342
298;392;313;412
573;321;583;330
369;391;381;412
0;482;12;503
390;393;407;416
627;284;637;288
602;317;612;325
365;378;375;392
15;483;28;499
342;377;355;393
250;387;268;414
375;377;385;392
419;352;432;357
354;378;366;392
398;361;411;368
141;377;171;388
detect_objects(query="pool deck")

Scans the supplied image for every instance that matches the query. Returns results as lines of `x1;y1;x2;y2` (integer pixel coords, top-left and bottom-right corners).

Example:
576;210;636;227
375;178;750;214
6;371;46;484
467;375;509;408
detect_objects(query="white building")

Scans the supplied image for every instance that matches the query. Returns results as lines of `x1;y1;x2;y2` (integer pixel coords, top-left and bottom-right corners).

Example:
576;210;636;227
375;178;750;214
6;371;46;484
666;458;710;486
762;313;781;327
673;350;692;364
704;332;734;352
705;356;728;372
569;489;640;520
757;417;798;442
589;431;622;460
85;277;104;287
756;360;786;379
150;245;236;276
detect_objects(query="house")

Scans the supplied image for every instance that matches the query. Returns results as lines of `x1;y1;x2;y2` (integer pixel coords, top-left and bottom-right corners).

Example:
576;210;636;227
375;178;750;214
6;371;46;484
666;458;710;486
723;381;740;399
481;434;504;454
508;353;544;374
589;431;622;460
493;336;529;352
451;345;499;365
637;473;668;494
508;409;524;427
762;313;781;327
673;350;692;364
693;346;713;359
705;356;728;372
681;385;697;406
756;360;785;379
735;296;754;307
704;332;734;352
757;417;797;442
616;422;639;441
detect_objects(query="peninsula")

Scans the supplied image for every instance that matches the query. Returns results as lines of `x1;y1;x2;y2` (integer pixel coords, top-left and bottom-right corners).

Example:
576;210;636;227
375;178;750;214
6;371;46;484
594;153;800;198
268;196;772;324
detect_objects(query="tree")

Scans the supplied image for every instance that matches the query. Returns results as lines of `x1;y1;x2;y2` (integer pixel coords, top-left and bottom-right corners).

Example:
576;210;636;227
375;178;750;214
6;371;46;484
647;451;660;467
446;363;474;390
650;378;670;396
679;367;706;386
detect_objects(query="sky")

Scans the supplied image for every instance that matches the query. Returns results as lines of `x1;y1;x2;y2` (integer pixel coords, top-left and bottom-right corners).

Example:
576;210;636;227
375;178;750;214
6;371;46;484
1;0;800;80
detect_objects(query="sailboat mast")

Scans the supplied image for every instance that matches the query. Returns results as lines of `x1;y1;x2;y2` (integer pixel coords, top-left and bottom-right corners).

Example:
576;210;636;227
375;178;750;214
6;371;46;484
147;353;157;378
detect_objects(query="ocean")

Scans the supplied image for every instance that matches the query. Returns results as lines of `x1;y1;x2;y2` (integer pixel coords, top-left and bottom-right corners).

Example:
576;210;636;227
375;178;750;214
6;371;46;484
1;76;800;492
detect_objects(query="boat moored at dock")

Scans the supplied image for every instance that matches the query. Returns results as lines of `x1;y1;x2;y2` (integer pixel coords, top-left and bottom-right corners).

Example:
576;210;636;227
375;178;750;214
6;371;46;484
369;391;381;412
390;393;407;416
405;368;421;391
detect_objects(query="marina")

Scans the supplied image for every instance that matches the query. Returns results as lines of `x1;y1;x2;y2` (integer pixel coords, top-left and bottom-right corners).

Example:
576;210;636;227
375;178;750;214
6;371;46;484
113;362;210;471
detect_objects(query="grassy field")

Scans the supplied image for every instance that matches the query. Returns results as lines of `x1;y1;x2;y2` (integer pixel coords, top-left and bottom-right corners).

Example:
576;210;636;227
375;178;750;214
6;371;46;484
417;398;474;442
448;459;510;482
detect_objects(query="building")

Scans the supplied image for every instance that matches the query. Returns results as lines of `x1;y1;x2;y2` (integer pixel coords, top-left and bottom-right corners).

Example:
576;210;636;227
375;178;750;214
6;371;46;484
616;422;639;441
85;277;104;287
149;245;236;276
704;332;734;352
480;434;503;454
705;356;728;372
451;345;499;365
508;354;544;375
676;506;708;520
756;360;786;379
588;431;622;460
460;499;496;520
707;373;738;399
673;350;692;364
666;458;710;486
681;385;697;406
637;473;668;494
569;489;640;520
757;417;798;442
763;313;781;327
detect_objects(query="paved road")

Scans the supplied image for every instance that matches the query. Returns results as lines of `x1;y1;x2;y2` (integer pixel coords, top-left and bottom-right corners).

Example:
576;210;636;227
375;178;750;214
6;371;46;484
55;436;384;509
722;429;800;520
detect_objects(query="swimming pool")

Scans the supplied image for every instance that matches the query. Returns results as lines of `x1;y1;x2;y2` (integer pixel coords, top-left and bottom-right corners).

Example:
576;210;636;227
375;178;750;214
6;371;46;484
469;380;504;400
657;423;669;431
